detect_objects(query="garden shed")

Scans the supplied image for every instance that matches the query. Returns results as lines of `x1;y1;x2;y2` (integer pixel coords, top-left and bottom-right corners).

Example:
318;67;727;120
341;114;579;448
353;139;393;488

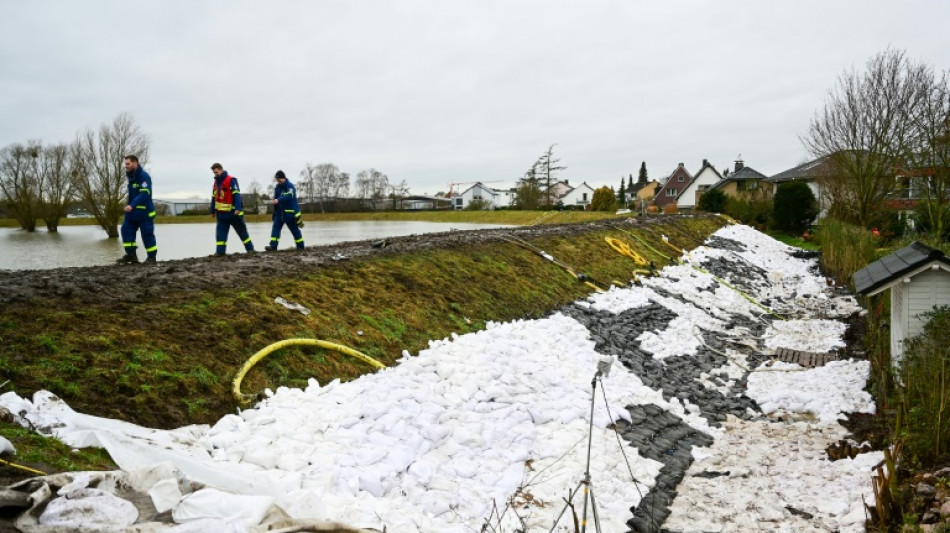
853;241;950;364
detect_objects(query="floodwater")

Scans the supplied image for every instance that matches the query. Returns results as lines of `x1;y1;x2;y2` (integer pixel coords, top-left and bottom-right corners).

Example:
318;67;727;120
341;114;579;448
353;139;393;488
0;220;512;271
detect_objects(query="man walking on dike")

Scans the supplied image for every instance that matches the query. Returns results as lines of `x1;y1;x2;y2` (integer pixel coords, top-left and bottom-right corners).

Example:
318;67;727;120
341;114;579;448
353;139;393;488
265;170;305;251
117;155;157;264
210;162;255;256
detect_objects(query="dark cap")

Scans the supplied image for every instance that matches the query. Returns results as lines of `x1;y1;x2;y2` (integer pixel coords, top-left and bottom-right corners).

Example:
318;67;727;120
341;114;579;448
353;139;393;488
275;170;286;180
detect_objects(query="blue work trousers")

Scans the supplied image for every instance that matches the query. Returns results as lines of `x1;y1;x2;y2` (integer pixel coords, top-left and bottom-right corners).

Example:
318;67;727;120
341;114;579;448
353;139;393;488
215;214;254;254
270;215;304;250
121;213;157;258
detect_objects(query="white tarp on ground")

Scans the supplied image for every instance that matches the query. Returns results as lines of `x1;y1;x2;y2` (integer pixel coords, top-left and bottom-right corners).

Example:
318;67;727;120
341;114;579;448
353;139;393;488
0;224;879;532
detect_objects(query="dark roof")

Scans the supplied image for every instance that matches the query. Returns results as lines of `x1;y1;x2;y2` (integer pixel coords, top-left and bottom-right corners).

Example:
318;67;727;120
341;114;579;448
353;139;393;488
709;166;768;191
768;156;831;183
853;241;950;295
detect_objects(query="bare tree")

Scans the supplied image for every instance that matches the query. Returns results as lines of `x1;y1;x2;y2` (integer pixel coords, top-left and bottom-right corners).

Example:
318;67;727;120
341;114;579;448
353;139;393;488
35;143;75;231
903;67;950;238
388;179;410;210
0;141;42;231
536;144;566;208
297;164;317;213
354;168;389;210
803;49;931;227
244;179;265;215
311;163;341;213
72;113;150;238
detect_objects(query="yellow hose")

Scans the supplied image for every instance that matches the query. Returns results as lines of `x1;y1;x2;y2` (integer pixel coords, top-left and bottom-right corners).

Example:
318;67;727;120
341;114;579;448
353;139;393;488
233;338;386;404
610;226;674;262
0;458;46;476
660;234;684;255
605;237;650;267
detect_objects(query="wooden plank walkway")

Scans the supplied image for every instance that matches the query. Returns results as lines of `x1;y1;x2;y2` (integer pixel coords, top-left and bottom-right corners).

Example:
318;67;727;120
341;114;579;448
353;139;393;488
773;347;837;368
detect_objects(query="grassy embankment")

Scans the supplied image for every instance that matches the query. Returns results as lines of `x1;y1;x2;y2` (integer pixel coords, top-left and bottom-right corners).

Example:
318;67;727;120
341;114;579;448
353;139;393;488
0;214;726;476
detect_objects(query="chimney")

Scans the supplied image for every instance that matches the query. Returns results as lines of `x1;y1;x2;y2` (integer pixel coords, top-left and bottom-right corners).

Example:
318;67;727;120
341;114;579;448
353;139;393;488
678;162;684;168
735;159;744;171
702;159;708;167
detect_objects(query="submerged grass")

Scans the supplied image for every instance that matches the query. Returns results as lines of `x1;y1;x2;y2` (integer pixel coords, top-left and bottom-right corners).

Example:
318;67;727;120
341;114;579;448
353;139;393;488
0;216;724;474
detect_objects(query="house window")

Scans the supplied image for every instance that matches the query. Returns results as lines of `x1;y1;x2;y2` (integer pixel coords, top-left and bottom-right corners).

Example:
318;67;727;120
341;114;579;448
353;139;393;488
677;176;684;182
582;193;587;201
698;185;709;192
666;188;677;197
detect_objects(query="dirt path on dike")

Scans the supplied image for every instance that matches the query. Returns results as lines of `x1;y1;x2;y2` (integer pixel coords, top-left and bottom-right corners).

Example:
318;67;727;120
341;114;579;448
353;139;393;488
0;216;699;306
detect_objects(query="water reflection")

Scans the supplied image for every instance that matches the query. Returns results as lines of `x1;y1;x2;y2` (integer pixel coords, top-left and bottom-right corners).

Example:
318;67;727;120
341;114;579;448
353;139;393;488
0;221;511;271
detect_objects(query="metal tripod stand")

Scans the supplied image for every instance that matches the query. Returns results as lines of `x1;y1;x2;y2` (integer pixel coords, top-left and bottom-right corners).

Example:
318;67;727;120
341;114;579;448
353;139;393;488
549;368;606;533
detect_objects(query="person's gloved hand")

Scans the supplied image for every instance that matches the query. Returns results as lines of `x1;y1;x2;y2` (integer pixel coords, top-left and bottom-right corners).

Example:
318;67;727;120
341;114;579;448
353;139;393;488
235;210;244;216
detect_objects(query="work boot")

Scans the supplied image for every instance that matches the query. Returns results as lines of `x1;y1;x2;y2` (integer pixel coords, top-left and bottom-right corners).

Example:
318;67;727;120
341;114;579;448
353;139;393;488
264;245;277;252
213;252;226;257
116;255;139;264
144;256;157;264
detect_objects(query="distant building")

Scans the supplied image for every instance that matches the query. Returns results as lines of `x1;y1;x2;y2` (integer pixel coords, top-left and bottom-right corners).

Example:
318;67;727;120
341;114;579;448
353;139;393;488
709;160;770;200
767;156;832;219
152;198;208;216
453;182;516;210
676;159;723;210
652;163;692;208
560;182;596;209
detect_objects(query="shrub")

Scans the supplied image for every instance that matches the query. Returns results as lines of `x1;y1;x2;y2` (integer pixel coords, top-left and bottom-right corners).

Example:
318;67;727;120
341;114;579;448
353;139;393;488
899;306;950;462
466;198;491;210
662;204;678;214
724;197;770;229
772;181;818;234
697;189;728;213
590;187;616;212
646;205;659;214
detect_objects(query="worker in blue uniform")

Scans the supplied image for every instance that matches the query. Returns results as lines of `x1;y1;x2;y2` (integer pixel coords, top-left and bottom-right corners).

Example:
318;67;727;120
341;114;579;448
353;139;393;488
209;162;255;256
265;170;305;251
117;155;157;264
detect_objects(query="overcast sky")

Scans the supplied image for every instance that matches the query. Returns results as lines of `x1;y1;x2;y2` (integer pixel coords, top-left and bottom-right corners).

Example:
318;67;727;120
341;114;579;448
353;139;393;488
2;1;948;198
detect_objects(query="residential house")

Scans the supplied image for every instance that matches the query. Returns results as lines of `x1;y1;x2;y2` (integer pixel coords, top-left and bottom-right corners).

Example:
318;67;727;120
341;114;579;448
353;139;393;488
453;182;515;210
546;180;573;199
767;156;832;218
652;163;692;208
676;159;723;210
560;182;596;209
709;160;770;200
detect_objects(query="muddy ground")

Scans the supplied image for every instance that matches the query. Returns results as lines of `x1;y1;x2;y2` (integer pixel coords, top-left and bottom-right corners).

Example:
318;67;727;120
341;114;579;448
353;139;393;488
0;216;696;306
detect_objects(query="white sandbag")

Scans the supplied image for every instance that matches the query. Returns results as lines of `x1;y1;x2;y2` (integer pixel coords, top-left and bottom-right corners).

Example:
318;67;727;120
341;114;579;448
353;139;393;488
0;435;14;455
275;488;327;520
39;488;138;529
149;477;183;513
172;488;272;527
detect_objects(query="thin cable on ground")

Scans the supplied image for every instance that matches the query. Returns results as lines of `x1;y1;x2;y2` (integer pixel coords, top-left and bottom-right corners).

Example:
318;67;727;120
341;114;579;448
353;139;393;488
501;236;606;293
608;225;673;262
596;378;653;531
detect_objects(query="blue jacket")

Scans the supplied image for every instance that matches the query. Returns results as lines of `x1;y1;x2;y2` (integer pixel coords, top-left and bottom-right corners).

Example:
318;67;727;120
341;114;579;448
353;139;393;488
210;171;245;217
273;179;301;218
127;165;155;218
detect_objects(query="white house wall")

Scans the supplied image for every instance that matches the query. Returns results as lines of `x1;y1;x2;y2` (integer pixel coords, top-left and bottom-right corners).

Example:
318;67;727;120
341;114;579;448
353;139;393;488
561;185;595;208
676;167;721;209
891;283;907;364
907;269;950;339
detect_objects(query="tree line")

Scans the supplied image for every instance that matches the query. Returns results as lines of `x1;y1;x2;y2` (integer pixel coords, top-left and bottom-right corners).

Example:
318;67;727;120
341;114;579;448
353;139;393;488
0;113;416;235
0;113;148;237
